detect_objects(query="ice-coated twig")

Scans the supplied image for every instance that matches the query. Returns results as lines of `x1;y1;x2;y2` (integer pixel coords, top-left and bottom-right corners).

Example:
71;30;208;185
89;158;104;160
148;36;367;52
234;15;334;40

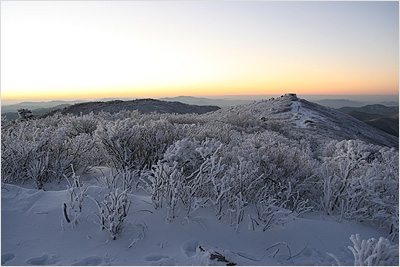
34;211;48;215
269;249;279;258
266;242;292;259
287;242;309;260
63;203;70;223
134;209;153;214
236;252;265;262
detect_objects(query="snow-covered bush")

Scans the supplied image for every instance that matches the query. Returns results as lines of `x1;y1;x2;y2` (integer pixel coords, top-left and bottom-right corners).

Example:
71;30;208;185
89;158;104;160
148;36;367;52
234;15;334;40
255;197;294;231
146;131;315;230
1;115;98;188
1;121;51;186
16;108;33;121
63;168;88;227
96;118;177;171
93;189;131;240
162;138;203;176
62;112;98;137
349;234;398;266
317;140;399;234
329;234;399;266
27;154;51;189
99;168;139;191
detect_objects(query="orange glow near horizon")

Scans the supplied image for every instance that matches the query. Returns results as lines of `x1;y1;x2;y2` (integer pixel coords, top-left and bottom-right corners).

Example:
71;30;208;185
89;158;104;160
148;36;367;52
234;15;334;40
2;82;399;101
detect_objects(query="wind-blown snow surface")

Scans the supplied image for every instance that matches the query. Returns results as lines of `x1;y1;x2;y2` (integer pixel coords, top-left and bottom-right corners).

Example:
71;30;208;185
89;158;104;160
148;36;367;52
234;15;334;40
0;169;390;266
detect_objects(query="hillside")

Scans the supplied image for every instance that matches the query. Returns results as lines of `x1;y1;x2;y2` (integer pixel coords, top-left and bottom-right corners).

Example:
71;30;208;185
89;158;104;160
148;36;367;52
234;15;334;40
2;104;71;121
44;99;220;117
337;105;399;136
313;99;399;109
346;111;398;137
210;95;398;148
338;104;398;116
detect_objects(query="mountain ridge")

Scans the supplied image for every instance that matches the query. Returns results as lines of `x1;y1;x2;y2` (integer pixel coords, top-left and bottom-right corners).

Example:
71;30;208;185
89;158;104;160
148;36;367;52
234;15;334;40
210;95;398;148
43;98;220;117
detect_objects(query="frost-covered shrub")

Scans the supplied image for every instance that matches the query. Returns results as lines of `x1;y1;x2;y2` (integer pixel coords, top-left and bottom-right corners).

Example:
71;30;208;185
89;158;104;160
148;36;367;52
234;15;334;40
63;168;88;227
27;154;51;189
147;132;315;230
148;138;226;216
1;115;99;187
96;118;177;171
219;111;259;130
93;189;131;240
317;140;399;234
1;121;59;188
98;167;139;192
175;121;235;144
162;138;203;176
226;132;316;210
349;234;398;266
255;197;293;231
329;234;399;266
151;161;186;222
16;108;33;121
62;112;99;137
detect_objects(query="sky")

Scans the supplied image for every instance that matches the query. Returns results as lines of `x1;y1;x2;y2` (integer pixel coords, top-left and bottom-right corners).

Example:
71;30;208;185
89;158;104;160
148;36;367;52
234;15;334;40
1;0;399;101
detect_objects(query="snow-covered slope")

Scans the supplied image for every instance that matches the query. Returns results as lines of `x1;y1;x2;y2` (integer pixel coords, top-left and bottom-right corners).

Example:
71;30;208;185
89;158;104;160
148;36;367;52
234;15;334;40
1;177;391;266
210;94;398;148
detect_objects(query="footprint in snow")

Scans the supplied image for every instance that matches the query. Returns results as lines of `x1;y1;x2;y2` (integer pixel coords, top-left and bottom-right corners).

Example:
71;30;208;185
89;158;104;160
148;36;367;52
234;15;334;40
145;254;176;266
71;256;103;266
1;253;15;265
183;240;200;257
25;254;59;265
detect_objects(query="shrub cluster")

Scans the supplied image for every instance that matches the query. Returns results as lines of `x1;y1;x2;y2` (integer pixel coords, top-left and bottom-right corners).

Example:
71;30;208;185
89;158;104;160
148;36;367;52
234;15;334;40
1;109;398;237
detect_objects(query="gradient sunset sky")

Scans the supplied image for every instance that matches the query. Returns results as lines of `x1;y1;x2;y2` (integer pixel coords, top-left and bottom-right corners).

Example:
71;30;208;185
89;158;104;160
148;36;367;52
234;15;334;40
1;1;399;100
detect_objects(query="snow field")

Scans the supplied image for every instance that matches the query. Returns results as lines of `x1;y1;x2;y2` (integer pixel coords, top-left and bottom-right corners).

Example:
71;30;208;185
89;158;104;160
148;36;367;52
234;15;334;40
1;180;393;266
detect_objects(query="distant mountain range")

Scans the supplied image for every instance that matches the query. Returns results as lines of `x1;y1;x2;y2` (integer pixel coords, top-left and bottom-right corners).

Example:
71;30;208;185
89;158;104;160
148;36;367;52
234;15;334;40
159;96;253;107
1;100;85;121
338;105;399;136
314;99;399;109
1;100;85;113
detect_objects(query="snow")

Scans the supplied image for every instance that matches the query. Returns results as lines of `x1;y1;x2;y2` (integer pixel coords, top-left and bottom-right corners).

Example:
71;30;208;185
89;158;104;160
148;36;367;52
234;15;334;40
1;172;392;266
2;96;398;266
290;98;342;131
